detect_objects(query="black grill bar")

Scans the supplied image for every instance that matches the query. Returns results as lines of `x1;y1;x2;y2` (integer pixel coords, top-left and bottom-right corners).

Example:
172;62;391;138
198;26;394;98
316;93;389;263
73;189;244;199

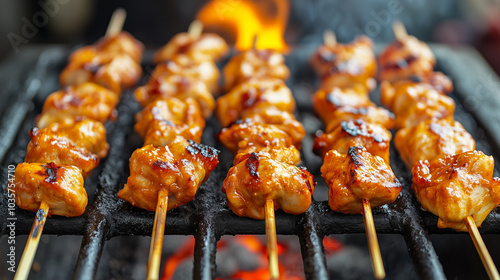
1;45;500;280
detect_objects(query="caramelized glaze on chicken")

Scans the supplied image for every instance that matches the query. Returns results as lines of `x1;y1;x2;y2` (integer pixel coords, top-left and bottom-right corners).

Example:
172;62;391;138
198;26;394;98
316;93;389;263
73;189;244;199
153;32;229;63
216;77;296;127
380;81;455;129
378;35;435;82
412;150;500;231
323;105;395;133
395;118;475;168
314;120;392;163
135;97;205;146
135;74;214;118
13;162;87;217
310;36;377;91
223;49;290;90
36;82;118;128
35;118;109;158
118;138;219;212
322;146;402;214
223;153;315;219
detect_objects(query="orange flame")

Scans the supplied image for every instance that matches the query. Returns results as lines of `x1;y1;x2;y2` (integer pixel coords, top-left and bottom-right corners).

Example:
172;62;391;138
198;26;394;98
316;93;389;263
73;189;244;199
197;0;290;51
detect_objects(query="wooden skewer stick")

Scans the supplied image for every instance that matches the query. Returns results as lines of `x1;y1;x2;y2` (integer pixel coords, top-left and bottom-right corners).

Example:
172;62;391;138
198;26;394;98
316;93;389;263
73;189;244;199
105;8;127;37
14;202;49;280
392;20;407;42
188;20;203;39
465;216;500;280
265;199;280;280
323;30;337;47
362;199;386;280
146;189;169;280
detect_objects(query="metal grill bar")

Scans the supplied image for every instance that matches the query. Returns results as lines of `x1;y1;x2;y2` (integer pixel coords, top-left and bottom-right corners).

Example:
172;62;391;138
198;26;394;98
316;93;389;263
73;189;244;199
1;45;500;280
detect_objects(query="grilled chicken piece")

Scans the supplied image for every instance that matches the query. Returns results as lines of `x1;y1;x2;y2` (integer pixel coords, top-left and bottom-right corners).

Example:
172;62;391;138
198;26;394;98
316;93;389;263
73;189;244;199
240;107;305;149
153;32;229;63
322;147;401;214
35;118;109;158
13;162;87;217
218;121;291;152
73;31;144;63
216;77;296;127
223;152;315;219
312;83;372;126
149;57;220;93
118;138;219;212
36;82;118;128
323;105;395;133
25;130;99;178
60;53;142;94
314;120;392;164
378;35;435;82
223;49;290;90
395;119;475;168
135;74;214;118
380;80;455;129
310;36;377;91
412;150;500;231
135;97;205;146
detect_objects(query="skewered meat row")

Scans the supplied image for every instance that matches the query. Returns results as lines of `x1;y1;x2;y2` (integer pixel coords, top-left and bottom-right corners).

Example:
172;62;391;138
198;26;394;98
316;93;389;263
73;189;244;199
118;32;227;212
378;34;500;232
13;32;144;217
217;48;315;220
310;36;401;214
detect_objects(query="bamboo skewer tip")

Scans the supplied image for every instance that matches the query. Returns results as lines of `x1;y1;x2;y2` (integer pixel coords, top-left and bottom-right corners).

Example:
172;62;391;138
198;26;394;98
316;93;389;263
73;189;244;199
265;199;280;280
188;20;203;39
323;30;337;47
392;20;407;42
465;216;500;280
14;201;49;280
105;8;127;37
146;189;169;280
362;199;386;280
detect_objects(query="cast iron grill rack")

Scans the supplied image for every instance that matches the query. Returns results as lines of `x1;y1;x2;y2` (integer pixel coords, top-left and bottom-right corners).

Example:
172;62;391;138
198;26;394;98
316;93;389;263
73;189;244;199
1;44;500;280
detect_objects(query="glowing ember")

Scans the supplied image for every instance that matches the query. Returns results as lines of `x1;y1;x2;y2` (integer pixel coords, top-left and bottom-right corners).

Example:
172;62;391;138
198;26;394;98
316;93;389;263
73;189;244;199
197;0;290;52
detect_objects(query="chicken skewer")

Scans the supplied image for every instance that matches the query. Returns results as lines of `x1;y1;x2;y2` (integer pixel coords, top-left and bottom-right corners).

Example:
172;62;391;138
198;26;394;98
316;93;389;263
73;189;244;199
13;9;129;280
384;21;500;280
315;31;389;279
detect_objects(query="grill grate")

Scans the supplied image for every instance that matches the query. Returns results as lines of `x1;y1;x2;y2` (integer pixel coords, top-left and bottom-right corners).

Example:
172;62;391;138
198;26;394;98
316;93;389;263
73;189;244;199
1;44;500;280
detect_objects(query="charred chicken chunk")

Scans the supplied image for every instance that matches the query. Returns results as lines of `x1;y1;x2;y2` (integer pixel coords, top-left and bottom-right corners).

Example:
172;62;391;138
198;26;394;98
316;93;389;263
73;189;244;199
13;162;87;217
216;77;296;127
223;153;315;219
314;120;392;164
322;146;402;214
35;118;109;159
118;138;219;212
310;36;377;91
135;97;205;146
25;131;99;178
395;118;475;168
36;82;118;128
153;32;229;63
223;49;290;90
380;81;455;129
378;35;435;82
135;74;214;118
312;84;372;126
323;105;395;133
412;150;500;231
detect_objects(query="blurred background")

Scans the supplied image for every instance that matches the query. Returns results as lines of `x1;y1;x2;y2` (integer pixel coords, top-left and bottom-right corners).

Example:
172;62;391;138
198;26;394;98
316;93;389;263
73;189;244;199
1;0;500;74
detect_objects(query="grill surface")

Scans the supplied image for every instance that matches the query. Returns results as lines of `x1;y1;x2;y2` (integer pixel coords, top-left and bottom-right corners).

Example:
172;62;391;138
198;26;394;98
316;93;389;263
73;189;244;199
1;44;500;280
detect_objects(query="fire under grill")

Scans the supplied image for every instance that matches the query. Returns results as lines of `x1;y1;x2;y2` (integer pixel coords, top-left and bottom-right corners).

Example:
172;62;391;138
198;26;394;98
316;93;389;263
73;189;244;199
2;44;500;280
